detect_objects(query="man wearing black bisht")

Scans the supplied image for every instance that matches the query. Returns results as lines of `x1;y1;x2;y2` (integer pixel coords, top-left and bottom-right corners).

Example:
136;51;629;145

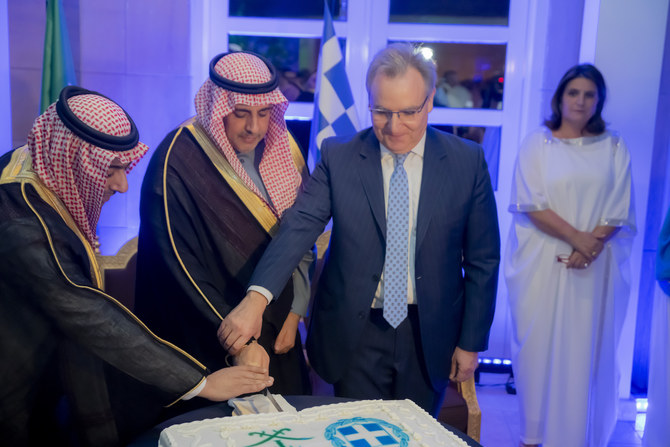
0;86;272;446
134;51;313;402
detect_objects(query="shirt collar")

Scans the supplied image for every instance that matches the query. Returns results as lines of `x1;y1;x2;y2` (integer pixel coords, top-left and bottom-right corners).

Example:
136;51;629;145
379;130;427;160
235;141;265;168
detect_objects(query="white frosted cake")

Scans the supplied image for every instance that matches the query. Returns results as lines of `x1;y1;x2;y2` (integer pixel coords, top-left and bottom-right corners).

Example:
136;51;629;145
159;399;469;447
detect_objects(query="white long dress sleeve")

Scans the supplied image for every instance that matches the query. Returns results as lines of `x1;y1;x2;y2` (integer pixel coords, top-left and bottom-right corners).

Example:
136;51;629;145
504;128;636;447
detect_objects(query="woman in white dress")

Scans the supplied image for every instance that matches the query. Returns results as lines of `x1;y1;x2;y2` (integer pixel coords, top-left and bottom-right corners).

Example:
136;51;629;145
505;64;636;447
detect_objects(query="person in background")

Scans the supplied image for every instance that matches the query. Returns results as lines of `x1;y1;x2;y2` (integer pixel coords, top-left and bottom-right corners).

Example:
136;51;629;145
434;70;473;108
505;64;636;447
134;51;312;404
0;86;272;447
278;69;302;102
218;43;500;416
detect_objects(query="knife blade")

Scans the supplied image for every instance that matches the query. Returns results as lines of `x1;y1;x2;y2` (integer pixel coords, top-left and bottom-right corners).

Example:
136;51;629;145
263;387;283;412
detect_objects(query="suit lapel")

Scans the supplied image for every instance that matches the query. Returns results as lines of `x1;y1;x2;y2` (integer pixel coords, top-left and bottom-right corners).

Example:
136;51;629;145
416;128;448;248
357;133;386;238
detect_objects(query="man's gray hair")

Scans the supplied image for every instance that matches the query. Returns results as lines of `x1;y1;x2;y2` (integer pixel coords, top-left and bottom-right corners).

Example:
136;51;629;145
365;43;437;99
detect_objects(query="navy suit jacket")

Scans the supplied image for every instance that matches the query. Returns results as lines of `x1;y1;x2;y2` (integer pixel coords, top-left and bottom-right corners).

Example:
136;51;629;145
250;126;500;390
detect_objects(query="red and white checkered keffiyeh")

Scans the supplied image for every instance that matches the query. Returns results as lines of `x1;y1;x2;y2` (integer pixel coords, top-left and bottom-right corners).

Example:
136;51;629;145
194;52;301;217
28;94;148;246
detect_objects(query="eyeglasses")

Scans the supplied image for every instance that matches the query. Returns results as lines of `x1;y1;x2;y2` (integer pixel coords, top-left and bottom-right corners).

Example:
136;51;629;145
369;95;429;123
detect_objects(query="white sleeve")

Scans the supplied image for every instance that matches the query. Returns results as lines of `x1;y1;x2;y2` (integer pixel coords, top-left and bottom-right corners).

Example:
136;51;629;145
183;378;207;400
508;130;550;213
247;285;273;304
599;134;636;233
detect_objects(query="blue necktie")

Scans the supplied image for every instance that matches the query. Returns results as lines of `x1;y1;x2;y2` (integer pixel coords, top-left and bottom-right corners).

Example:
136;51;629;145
383;153;409;328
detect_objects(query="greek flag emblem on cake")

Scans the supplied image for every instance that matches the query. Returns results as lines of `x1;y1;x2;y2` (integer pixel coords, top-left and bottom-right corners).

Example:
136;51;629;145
324;417;409;446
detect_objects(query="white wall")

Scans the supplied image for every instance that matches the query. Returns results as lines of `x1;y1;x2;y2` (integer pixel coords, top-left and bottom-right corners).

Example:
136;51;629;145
78;0;193;254
490;0;586;362
1;0;12;151
582;0;670;398
482;0;532;361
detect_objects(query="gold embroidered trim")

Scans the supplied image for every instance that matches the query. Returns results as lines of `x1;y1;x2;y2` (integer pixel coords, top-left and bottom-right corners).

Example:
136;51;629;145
2;148;101;286
2;148;207;374
162;120;306;322
184;118;280;235
288;131;306;176
22;181;206;370
162;127;225;321
167;376;207;408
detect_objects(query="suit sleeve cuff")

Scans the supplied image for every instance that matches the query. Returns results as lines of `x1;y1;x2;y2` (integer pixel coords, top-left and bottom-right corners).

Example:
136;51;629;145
247;286;273;304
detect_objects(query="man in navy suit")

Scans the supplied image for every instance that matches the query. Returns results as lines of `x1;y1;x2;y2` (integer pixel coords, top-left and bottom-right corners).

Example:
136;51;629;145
218;43;500;415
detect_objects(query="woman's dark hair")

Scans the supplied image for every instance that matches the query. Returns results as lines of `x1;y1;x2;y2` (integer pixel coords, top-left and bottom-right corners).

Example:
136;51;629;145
544;63;607;134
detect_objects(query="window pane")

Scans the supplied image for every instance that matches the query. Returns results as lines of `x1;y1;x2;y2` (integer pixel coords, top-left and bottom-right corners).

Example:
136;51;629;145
433;125;501;189
229;0;346;20
229;35;323;103
229;35;346;103
286;119;312;160
389;0;509;25
391;41;506;110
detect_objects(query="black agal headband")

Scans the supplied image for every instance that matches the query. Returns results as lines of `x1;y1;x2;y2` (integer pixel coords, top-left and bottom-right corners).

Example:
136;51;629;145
208;51;279;94
55;86;140;152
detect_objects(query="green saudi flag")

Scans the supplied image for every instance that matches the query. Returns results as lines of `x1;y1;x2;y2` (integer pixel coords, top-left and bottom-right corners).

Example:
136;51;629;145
40;0;77;113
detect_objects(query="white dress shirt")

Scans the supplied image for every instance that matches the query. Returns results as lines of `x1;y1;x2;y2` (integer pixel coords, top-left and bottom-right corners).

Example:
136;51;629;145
249;131;427;306
372;132;425;308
